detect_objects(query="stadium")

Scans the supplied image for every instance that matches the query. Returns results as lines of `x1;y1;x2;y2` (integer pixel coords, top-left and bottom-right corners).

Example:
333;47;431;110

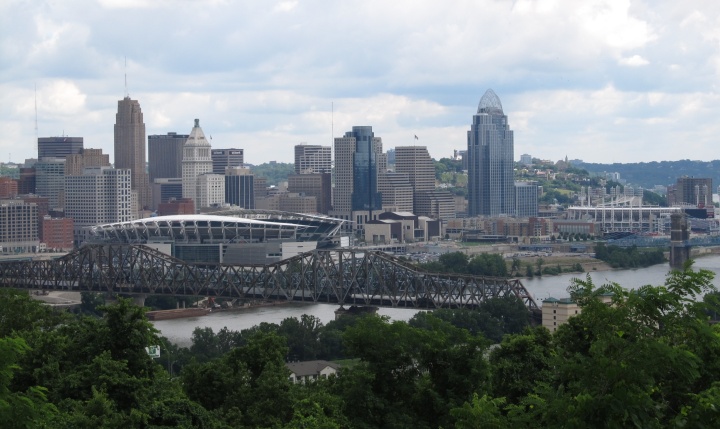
88;209;345;265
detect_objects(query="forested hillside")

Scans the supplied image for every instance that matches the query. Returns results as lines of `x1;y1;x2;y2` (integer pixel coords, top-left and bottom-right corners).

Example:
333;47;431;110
573;159;720;189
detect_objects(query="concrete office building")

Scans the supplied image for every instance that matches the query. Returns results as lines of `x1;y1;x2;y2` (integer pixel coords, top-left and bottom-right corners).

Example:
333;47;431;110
287;173;332;214
294;144;331;174
515;181;539;217
64;167;134;244
394;146;435;193
377;172;414;213
114;97;151;209
394;146;436;214
35;158;65;210
37;137;83;159
212;149;244;175
225;167;255;209
196;173;225;209
182;119;214;209
467;89;515;217
415;190;456;221
148;132;188;182
0;200;39;253
668;177;713;207
65;148;111;176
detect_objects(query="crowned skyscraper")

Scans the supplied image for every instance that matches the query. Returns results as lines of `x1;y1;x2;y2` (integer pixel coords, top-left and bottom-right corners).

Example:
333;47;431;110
467;89;515;217
114;96;150;211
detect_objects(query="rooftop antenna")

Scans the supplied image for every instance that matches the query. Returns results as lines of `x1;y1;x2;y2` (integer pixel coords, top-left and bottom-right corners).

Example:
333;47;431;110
34;83;38;153
124;56;128;97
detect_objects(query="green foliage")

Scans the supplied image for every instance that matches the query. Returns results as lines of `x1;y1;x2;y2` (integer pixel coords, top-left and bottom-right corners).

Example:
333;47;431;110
643;189;668;206
468;253;508;277
573;159;720;190
594;242;665;268
249;162;295;186
0;337;56;429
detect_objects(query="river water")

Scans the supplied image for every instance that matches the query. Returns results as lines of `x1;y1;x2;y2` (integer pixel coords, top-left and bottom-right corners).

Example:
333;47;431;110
153;255;720;346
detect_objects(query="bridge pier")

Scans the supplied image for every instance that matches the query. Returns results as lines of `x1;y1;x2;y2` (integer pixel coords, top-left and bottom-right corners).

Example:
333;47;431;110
669;213;690;270
133;294;147;307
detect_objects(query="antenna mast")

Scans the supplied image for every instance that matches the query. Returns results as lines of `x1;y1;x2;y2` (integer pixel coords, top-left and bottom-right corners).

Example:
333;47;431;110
124;56;128;97
34;83;38;153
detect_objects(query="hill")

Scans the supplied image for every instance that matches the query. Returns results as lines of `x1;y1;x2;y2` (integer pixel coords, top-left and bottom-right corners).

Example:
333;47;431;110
572;159;720;189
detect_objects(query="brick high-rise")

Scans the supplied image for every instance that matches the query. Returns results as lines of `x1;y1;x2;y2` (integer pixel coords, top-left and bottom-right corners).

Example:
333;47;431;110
114;97;150;210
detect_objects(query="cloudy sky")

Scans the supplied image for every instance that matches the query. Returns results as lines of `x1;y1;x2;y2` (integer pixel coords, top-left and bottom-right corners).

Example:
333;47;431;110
2;0;719;165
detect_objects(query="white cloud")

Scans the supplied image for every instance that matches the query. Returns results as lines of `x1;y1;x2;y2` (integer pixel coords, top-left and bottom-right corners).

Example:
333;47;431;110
1;0;720;166
619;55;650;66
274;1;298;13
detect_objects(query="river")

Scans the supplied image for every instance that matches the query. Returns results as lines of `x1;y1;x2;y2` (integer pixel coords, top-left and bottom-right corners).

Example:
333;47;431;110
153;254;720;346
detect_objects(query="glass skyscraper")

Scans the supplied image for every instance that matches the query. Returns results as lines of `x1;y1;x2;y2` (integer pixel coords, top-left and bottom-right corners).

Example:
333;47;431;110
349;126;382;212
467;89;515;217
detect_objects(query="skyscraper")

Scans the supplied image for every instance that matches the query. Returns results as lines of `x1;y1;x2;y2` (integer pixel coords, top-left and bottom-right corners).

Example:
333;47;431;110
148;132;189;182
114;97;150;210
225;166;255;209
38;137;83;159
182;119;214;208
212;149;245;174
467;89;515;217
331;126;385;228
294;144;331;174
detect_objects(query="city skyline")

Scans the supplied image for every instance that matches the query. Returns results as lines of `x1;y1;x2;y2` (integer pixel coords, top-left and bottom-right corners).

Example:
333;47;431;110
3;1;720;165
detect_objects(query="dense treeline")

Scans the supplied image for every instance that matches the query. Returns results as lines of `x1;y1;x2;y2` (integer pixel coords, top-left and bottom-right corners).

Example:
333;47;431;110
2;263;720;427
418;251;508;277
594;242;665;268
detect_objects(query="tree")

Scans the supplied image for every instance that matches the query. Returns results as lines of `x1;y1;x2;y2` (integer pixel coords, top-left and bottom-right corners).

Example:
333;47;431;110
439;252;469;273
0;337;56;429
468;253;508;277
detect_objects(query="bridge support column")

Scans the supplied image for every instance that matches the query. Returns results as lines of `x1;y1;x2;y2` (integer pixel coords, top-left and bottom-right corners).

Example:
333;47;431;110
669;213;690;270
133;294;147;307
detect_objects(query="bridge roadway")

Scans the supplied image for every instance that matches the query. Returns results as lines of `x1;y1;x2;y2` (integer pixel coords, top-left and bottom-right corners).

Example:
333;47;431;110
0;244;538;311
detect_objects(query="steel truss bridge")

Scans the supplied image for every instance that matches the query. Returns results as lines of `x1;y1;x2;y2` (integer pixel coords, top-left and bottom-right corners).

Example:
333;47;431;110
0;244;538;310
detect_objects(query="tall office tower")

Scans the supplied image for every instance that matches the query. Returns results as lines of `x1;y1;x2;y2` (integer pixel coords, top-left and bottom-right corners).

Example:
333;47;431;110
37;137;83;159
394;146;435;191
212;149;244;175
114;97;150;209
514;181;539;217
377;172;414;213
182;119;213;208
467;89;515;217
349;126;383;211
287;173;332;214
148;132;189;182
35;158;66;209
225;167;255;209
65;148;111;176
64;167;133;245
332;126;385;228
294;144;331;174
